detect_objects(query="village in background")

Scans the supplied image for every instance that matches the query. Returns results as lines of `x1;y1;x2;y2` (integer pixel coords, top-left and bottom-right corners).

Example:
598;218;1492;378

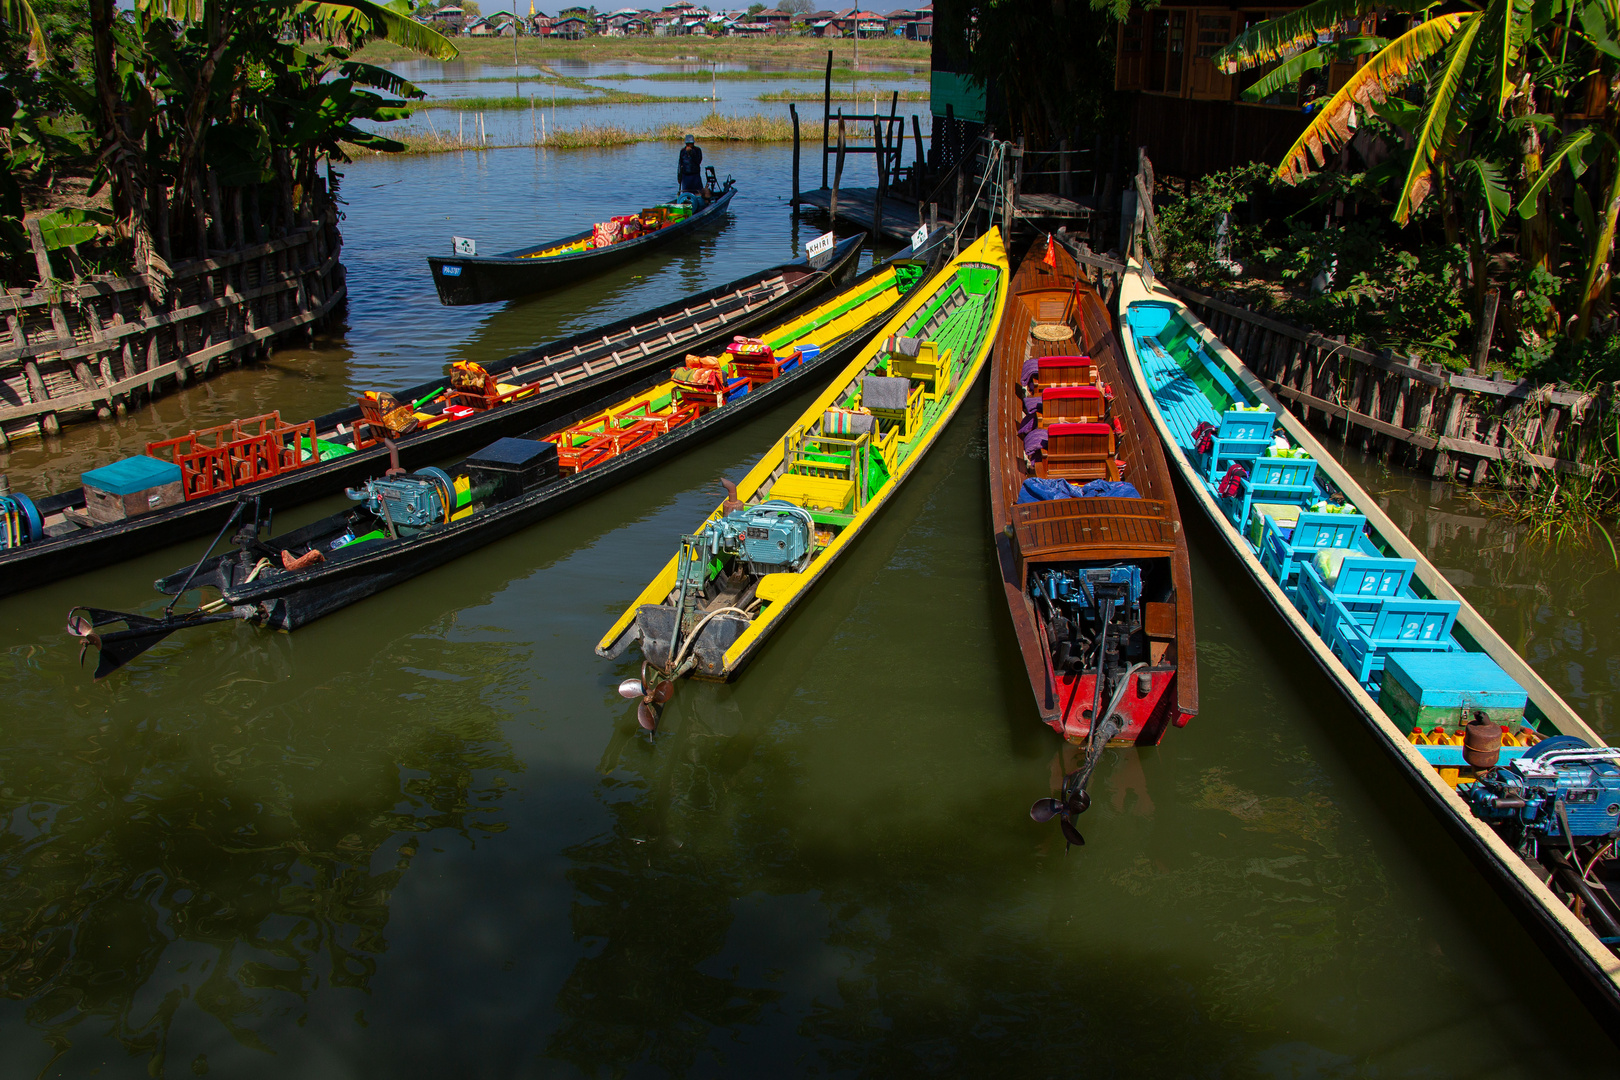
416;2;934;42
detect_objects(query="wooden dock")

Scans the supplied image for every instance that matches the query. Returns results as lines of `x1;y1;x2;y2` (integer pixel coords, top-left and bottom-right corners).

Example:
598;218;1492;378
794;187;943;244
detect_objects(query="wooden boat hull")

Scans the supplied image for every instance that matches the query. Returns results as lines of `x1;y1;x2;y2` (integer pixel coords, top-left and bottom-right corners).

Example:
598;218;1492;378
144;241;939;632
988;244;1197;744
1116;266;1620;1030
427;184;737;305
2;237;863;597
598;230;1011;682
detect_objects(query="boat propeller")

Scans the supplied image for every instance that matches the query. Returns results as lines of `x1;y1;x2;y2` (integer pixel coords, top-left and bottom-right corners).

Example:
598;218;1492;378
619;661;674;731
66;606;235;679
1030;773;1093;848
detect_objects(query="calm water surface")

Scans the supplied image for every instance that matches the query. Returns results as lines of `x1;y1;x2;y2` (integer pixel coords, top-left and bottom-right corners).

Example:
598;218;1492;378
0;86;1617;1077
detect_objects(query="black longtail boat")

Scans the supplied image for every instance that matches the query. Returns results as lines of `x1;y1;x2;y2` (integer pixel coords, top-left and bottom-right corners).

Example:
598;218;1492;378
428;176;737;306
2;236;863;597
71;233;947;678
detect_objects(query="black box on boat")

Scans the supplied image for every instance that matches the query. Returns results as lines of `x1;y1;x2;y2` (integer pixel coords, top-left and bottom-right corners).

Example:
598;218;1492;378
462;438;558;502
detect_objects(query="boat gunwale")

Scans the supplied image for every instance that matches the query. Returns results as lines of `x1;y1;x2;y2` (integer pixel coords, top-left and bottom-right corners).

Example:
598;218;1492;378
1115;264;1620;1019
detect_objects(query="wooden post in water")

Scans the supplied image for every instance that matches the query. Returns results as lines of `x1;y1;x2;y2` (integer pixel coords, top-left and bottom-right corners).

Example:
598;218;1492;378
886;91;899;203
831;111;847;224
872;115;887;243
912;115;925;198
820;50;832;190
789;103;801;206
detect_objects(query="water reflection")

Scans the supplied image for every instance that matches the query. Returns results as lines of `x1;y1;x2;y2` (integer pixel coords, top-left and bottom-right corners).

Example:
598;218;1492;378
549;693;778;1074
0;628;523;1073
1325;436;1620;739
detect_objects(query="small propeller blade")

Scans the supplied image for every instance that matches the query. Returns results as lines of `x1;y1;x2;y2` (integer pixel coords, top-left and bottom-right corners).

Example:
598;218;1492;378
650;680;675;705
637;701;660;732
1030;798;1063;823
618;678;645;700
1063;790;1091;817
1059;817;1087;848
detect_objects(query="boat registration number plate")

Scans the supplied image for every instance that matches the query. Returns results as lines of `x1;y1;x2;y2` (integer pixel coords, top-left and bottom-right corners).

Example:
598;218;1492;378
912;223;930;250
805;231;835;260
441;265;462;277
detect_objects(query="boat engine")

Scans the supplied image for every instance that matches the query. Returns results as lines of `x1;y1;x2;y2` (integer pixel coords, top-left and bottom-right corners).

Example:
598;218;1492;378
346;467;463;533
1;490;43;549
1029;564;1145;681
679;501;814;585
628;501;813;703
1460;737;1620;846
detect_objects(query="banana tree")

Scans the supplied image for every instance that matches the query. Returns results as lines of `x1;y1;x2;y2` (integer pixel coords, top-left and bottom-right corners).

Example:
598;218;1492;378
1214;0;1541;353
89;0;455;272
0;0;46;64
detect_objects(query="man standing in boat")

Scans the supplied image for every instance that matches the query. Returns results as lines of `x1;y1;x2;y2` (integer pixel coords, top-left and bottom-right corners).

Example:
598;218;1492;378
677;134;704;199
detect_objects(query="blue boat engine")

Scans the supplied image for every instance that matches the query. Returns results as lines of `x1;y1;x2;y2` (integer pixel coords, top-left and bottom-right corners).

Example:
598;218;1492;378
1461;736;1620;940
679;501;813;589
0;489;44;550
1028;564;1145;680
1461;737;1620;845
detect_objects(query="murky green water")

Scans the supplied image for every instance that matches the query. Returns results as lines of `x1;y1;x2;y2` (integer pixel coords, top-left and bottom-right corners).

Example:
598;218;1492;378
2;64;1618;1078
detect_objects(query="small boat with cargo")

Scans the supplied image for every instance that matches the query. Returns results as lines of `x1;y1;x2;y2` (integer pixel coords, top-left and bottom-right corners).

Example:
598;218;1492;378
1117;264;1620;1024
0;238;863;597
70;236;943;678
596;230;1009;728
988;240;1198;846
428;173;737;306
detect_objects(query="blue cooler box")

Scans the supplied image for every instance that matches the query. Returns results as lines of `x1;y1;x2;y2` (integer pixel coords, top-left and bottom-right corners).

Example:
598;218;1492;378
81;455;184;523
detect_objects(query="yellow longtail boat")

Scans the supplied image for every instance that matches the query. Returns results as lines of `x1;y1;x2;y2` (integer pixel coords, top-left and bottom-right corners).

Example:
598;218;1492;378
598;230;1010;722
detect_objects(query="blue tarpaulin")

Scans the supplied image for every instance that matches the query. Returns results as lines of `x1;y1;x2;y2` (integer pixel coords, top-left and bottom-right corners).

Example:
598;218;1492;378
1017;477;1142;503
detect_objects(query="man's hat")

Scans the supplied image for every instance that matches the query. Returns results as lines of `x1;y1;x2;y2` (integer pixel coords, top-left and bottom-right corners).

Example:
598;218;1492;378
685;133;695;143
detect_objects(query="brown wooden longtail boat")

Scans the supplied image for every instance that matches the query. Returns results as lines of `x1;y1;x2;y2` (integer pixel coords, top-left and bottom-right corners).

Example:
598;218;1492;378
989;240;1198;836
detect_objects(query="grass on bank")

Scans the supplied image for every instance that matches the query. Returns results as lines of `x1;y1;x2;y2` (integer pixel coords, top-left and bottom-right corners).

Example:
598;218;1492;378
432;90;709;110
345;110;797;155
593;66;926;82
427;88;928;110
758;88;931;102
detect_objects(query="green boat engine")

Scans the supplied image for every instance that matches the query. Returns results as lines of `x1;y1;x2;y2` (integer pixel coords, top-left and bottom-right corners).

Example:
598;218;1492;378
346;467;469;533
679;501;814;585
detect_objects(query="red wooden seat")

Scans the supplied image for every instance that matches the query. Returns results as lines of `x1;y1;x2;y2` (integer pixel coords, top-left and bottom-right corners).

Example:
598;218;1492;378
1040;384;1106;426
1034;355;1096;391
1041;421;1119;481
